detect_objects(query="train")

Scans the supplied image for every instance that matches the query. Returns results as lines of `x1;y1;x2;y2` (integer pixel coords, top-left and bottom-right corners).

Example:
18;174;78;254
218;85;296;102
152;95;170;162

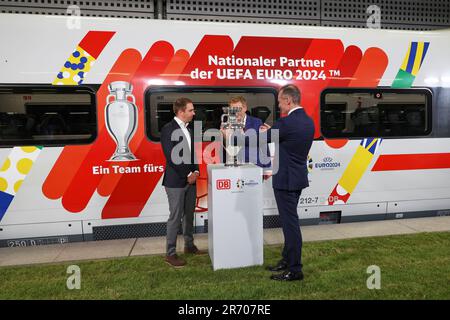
0;13;449;247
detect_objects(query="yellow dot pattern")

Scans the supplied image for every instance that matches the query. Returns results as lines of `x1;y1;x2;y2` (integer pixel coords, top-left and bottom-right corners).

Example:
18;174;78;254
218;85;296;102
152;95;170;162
0;146;41;196
0;177;8;192
17;158;33;175
14;180;23;193
1;158;10;172
52;46;96;86
21;146;38;153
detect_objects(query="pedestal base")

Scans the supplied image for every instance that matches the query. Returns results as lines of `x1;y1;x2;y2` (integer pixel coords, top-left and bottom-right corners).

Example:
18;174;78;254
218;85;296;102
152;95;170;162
207;164;263;270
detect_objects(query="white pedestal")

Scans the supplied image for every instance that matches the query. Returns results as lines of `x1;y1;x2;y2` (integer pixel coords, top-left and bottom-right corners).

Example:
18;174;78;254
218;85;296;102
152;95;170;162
207;164;263;270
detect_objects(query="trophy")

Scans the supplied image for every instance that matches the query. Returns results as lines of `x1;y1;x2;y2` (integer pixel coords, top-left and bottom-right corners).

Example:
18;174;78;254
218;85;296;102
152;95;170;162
105;81;138;161
221;105;245;166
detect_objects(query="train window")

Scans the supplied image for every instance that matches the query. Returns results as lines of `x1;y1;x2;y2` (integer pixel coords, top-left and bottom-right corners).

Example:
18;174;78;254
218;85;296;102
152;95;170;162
320;88;432;138
0;85;96;147
144;86;278;141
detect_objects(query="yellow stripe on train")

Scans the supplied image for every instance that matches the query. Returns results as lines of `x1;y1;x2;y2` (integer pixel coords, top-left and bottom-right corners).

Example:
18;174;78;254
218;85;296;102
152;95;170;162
338;145;375;194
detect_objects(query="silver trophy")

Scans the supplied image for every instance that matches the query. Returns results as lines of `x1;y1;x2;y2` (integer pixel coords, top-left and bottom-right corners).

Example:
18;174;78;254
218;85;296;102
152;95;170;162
105;81;138;161
221;106;245;166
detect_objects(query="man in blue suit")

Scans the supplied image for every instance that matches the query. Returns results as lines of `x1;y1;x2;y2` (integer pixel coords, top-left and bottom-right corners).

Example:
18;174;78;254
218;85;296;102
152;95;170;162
260;85;315;281
224;96;271;169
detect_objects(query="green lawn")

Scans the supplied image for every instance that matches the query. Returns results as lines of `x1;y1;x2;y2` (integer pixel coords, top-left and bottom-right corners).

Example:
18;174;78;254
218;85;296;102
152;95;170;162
1;231;449;300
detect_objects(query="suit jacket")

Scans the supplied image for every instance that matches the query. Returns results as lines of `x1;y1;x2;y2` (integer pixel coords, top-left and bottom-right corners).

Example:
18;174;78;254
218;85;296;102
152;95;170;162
161;119;199;188
266;108;315;191
243;115;271;168
244;114;263;132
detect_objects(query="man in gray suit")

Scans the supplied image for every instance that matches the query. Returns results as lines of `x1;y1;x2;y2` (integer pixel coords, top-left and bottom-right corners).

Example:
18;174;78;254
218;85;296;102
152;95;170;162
160;97;205;268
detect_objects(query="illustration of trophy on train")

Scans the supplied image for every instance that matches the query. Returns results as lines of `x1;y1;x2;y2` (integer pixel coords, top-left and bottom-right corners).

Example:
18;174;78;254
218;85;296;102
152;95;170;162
105;81;138;161
221;105;246;166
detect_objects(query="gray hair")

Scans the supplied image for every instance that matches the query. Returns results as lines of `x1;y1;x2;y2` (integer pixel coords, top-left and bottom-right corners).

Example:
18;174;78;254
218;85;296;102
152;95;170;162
279;84;301;105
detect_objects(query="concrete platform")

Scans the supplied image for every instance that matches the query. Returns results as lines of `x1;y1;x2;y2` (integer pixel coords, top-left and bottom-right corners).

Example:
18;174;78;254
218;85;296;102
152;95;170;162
0;216;449;267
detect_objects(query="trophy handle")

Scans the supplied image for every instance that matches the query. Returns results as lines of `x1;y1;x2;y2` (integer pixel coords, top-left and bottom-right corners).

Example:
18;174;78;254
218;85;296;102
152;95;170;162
126;94;136;104
106;94;115;104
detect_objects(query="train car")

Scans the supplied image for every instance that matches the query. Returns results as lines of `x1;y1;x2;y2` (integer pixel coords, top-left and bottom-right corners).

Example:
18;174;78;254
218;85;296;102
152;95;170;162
0;13;449;247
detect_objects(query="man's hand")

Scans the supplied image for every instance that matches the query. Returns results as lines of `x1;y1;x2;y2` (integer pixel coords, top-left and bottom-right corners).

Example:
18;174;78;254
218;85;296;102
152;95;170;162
263;170;272;181
187;175;196;184
259;123;271;132
220;128;234;140
187;171;199;185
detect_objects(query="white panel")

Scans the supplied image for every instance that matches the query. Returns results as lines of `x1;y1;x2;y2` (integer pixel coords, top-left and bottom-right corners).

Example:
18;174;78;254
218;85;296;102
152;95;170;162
208;164;263;270
264;202;386;219
387;198;450;213
321;202;387;217
0;220;82;240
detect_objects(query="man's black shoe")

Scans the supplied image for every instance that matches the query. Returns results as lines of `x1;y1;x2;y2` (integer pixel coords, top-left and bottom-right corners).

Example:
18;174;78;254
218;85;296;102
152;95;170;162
266;260;288;272
270;271;304;281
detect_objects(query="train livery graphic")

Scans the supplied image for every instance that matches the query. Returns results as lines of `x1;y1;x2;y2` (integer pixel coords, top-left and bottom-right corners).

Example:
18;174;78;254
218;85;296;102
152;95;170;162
0;14;449;247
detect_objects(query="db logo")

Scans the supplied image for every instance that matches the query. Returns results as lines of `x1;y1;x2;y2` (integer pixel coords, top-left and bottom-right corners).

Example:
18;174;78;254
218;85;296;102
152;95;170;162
216;179;231;190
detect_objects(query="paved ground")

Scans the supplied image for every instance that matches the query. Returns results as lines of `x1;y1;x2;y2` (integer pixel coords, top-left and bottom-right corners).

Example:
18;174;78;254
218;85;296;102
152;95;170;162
1;216;450;267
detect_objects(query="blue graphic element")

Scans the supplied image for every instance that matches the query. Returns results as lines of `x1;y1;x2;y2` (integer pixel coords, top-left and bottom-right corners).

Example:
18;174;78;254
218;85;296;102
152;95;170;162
368;139;381;154
57;72;64;79
78;63;85;69
420;42;430;66
406;42;418;74
64;61;71;68
71;64;78;70
73;51;80;58
360;138;382;155
78;71;85;77
0;191;14;221
80;57;88;63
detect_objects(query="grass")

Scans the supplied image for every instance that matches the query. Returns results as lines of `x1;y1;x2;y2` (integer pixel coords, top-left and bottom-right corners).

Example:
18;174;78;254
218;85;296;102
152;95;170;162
0;231;449;300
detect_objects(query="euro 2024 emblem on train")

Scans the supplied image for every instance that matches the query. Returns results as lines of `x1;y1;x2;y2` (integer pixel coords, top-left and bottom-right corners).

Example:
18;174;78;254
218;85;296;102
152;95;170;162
105;81;139;161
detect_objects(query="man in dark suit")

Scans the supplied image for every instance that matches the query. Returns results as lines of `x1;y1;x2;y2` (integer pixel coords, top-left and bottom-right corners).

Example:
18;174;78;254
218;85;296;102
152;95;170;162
160;97;205;268
223;96;271;169
260;85;315;281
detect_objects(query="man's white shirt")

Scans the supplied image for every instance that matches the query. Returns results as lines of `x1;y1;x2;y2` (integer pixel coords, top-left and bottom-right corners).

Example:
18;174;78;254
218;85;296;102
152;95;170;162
288;106;303;116
174;116;192;151
173;116;198;177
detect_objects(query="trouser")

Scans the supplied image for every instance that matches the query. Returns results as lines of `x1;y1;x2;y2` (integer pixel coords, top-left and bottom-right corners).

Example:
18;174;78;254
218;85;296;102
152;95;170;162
273;188;303;273
165;184;196;256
